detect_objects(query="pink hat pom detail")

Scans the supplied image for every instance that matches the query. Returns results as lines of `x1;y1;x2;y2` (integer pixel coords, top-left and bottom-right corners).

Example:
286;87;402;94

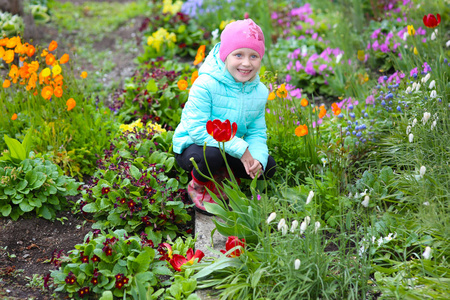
219;19;265;62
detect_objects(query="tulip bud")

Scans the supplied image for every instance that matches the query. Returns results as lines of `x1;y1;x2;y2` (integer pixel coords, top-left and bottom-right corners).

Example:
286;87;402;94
290;220;299;233
266;212;276;224
306;191;314;205
277;218;286;231
294;259;301;270
422;246;432;259
420;166;426;177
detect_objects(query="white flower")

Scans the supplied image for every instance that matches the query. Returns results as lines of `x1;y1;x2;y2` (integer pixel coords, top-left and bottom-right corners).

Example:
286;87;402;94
384;233;396;242
211;29;219;40
314;221;321;233
281;224;288;235
412;82;417;90
300;221;307;234
414;83;421;92
277;218;286;231
430;90;437;98
304;216;311;226
421;73;431;83
423;246;432;259
361;195;370;207
294;259;301;270
377;237;384;247
420;166;426;177
406;125;411;135
336;53;343;63
402;32;408;40
409;133;414;143
446;40;450;47
422;112;431;124
412;118;417;127
371;236;376;244
431;120;437;130
266;212;276;224
406;86;412;93
423;201;430;206
290;220;299;233
431;31;436;41
429;80;435;89
360;189;368;197
306;191;314;205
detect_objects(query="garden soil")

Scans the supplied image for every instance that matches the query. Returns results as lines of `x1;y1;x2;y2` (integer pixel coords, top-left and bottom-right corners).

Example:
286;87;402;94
0;0;155;299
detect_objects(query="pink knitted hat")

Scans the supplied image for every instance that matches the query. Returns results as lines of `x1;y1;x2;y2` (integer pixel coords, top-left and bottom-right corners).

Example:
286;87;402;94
219;19;265;62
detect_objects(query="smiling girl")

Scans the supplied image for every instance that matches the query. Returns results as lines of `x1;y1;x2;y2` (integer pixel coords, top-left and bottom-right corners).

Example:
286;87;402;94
172;18;276;214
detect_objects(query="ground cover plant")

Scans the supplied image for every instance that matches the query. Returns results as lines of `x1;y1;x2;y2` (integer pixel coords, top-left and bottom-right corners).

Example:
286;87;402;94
0;0;449;299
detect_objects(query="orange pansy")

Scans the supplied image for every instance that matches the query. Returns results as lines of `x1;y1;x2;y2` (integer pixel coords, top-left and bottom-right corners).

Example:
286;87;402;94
191;70;199;84
300;98;308;107
46;53;56;65
48;40;58;51
60;53;69;64
318;107;327;119
26;43;36;57
268;91;276;100
54;86;63;98
53;74;63;85
3;79;11;88
11;113;18;120
295;124;308;137
66;98;76;111
177;79;188;90
3;50;15;64
0;46;4;58
41;85;53;100
80;71;88;79
28;61;39;73
193;45;206;65
6;36;20;48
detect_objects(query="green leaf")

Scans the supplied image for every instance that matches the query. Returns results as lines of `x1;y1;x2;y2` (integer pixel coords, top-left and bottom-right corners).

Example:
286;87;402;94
19;201;34;212
130;165;142;180
99;291;113;300
16;180;28;191
30;172;46;189
146;79;158;93
25;169;37;186
132;247;155;273
38;205;52;219
82;203;99;213
0;204;12;216
4;135;26;161
164;156;175;172
22;127;34;158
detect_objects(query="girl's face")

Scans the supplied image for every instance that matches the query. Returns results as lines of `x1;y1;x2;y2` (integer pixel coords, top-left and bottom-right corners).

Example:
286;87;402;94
225;48;262;83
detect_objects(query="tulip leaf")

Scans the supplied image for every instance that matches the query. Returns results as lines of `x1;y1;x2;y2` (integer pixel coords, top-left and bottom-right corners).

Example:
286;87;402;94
193;257;242;279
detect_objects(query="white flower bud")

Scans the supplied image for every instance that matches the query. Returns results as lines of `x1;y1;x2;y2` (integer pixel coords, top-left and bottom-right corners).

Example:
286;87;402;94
306;191;314;205
431;31;436;40
406;86;412;93
431;120;436;130
423;201;430;206
300;221;307;234
420;166;426;177
422;112;431;124
409;133;414;143
314;221;321;233
412;118;417;127
430;90;437;98
266;212;276;224
361;195;370;207
281;224;288;235
406;125;411;135
421;73;431;83
290;220;299;233
304;216;311;226
428;80;435;89
422;246;432;259
294;258;301;270
277;218;286;231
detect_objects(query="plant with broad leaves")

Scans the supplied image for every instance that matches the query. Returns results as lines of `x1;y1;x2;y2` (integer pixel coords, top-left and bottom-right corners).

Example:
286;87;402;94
77;126;190;240
50;229;173;299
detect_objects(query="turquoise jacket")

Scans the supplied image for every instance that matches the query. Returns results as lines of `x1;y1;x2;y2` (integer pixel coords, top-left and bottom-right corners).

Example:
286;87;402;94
172;43;269;169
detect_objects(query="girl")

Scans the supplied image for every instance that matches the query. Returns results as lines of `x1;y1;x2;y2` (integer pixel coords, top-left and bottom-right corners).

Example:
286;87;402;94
173;18;276;214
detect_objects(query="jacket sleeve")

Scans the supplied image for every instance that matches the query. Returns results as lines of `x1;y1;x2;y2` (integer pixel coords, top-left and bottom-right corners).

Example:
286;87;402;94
184;76;249;158
245;102;269;170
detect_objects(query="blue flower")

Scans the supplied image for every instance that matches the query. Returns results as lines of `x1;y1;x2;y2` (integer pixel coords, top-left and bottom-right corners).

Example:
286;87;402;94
352;130;356;135
348;105;354;110
346;131;351;136
350;113;356;119
356;132;362;137
381;100;386;106
396;106;402;112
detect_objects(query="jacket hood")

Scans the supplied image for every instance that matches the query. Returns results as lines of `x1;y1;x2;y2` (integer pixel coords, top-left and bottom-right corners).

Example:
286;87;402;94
198;43;261;93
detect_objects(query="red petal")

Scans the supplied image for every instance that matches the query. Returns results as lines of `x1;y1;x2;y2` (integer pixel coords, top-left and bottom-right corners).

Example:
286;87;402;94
206;120;214;135
170;254;187;271
423;15;428;26
437;13;441;24
186;248;194;260
231;122;238;139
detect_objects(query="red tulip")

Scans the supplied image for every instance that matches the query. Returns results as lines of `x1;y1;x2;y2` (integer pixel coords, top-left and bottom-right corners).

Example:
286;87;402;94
220;236;246;257
423;13;441;28
206;119;237;142
169;248;204;271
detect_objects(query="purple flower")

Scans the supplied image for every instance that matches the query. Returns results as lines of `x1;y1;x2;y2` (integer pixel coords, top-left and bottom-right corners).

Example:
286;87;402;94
371;28;382;39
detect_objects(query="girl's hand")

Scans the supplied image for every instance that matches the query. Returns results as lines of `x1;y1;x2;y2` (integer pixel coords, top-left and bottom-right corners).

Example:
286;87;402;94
241;149;262;179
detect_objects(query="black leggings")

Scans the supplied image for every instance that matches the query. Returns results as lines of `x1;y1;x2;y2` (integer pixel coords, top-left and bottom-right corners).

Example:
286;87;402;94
175;144;276;182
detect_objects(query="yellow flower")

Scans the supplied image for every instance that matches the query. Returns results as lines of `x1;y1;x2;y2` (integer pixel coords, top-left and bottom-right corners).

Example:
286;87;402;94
52;64;62;76
147;122;166;133
3;50;15;64
120;119;144;132
41;67;51;78
357;50;365;62
81;71;88;79
413;47;418;55
219;20;235;30
276;84;288;98
407;25;415;36
162;0;183;15
268;91;276;100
